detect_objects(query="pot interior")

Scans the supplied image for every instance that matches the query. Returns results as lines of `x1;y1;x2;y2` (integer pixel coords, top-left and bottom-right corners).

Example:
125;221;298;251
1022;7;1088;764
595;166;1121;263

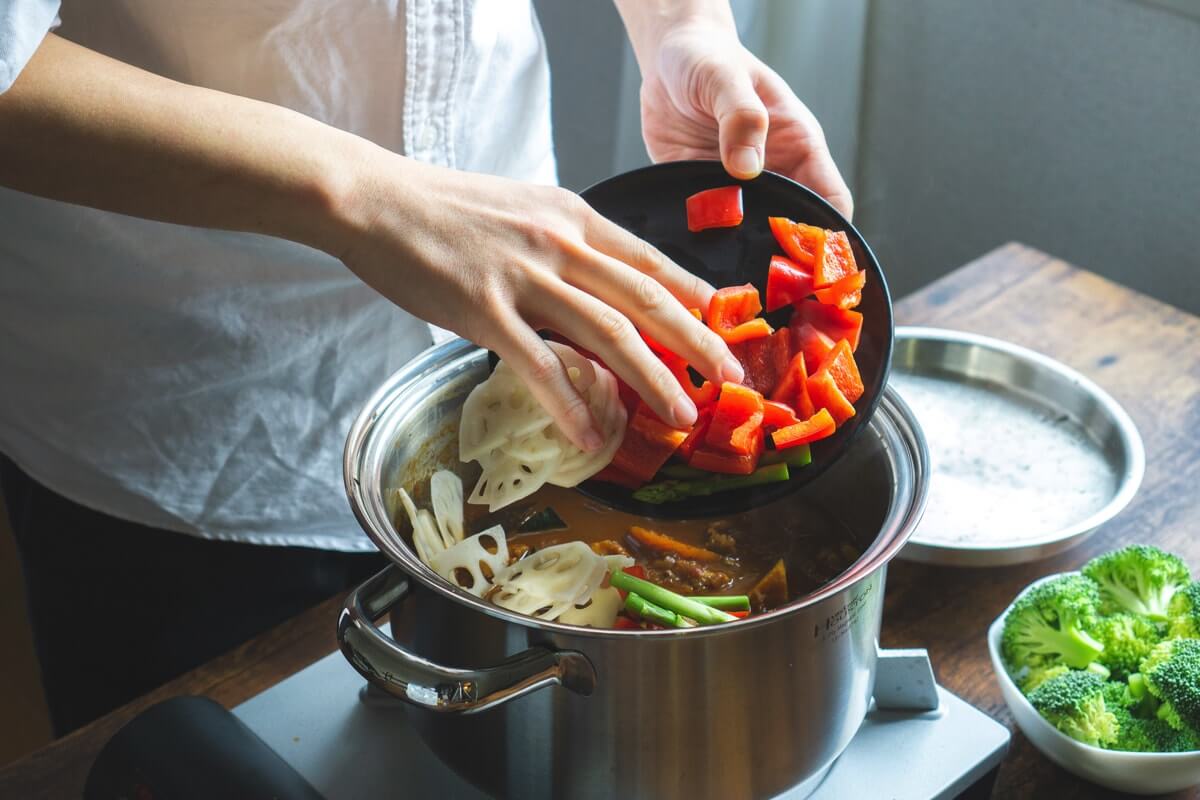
346;340;927;626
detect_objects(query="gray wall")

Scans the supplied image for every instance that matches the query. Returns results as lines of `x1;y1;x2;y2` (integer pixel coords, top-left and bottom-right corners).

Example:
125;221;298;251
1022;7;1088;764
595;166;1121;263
535;1;1199;313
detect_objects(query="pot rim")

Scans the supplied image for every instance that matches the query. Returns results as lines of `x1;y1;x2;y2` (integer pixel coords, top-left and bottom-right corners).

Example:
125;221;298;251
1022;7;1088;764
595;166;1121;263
344;338;929;639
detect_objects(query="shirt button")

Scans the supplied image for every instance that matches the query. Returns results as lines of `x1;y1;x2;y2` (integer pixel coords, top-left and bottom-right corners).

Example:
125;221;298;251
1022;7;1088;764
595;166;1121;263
417;122;437;150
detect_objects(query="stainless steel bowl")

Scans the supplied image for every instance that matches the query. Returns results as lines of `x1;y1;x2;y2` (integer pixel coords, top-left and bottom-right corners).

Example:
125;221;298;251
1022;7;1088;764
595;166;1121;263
891;327;1145;566
338;338;930;800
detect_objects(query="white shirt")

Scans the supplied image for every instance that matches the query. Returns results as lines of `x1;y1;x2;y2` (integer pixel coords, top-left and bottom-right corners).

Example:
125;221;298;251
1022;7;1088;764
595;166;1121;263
0;0;556;551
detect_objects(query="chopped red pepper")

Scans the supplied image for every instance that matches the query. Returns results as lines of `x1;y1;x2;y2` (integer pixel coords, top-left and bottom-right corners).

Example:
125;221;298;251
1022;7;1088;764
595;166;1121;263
813;269;866;310
677;406;714;462
728;328;791;396
689;427;764;475
791;300;863;352
762;399;800;430
806;370;857;425
771;408;837;449
814;231;858;289
790;321;837;372
768;217;826;269
729;610;750;619
610;404;690;483
614;564;648;601
765;254;815;312
770;352;816;420
591;464;644;489
705;382;765;455
613;616;641;630
686;186;744;232
815;340;865;404
662;352;718;406
708;284;772;344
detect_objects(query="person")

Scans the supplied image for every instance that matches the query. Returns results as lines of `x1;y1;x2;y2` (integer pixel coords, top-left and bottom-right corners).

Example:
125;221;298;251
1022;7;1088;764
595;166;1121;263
0;0;852;735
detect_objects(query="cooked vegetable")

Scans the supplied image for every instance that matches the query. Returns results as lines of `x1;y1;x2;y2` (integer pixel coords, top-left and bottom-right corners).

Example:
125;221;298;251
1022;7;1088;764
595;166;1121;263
1021;664;1071;694
491;541;609;618
428;525;510;597
685;186;743;232
1169;581;1200;638
625;592;692;628
1027;670;1118;747
1093;612;1163;679
627;526;723;561
631;463;790;504
1001;574;1105;670
559;586;623;628
690;595;751;612
430;470;465;547
608;569;737;625
748;559;789;613
1140;638;1200;732
1081;544;1191;621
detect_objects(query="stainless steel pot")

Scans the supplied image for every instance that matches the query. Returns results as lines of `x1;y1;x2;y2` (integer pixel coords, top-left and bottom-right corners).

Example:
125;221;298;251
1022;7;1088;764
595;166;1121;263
338;339;929;800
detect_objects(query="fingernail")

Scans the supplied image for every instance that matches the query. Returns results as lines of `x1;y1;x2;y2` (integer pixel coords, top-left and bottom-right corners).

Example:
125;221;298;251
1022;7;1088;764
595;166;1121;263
673;395;698;428
722;356;745;384
583;429;604;452
730;146;761;178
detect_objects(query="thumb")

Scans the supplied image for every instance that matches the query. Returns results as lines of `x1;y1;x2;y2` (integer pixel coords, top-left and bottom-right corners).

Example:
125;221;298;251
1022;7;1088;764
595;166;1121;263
706;65;769;180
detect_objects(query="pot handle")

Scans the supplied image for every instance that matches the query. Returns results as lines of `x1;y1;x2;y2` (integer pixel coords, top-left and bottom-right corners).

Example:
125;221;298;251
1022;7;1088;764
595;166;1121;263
336;564;597;714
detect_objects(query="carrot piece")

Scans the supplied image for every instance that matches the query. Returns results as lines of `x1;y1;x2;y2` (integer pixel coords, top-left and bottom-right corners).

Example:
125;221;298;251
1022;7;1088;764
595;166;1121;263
628;526;722;562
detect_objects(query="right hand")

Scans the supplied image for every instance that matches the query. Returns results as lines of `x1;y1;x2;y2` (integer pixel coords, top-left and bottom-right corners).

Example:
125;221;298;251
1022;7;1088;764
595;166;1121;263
329;152;744;452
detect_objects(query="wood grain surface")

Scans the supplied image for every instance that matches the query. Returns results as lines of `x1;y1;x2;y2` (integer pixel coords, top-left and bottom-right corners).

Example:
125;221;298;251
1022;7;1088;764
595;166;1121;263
1;242;1197;799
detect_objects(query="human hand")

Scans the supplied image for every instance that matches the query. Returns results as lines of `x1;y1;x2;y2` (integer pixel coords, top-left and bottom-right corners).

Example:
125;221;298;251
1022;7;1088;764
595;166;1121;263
627;11;854;219
332;154;744;451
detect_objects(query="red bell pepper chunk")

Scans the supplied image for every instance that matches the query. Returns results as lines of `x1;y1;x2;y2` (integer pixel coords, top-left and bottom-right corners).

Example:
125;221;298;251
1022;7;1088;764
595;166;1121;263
770;352;816;420
677;406;714;461
591;464;644;489
805;370;856;425
771;409;837;449
762;400;800;430
689;427;764;475
686;186;744;233
727;328;791;396
789;321;837;373
614;564;648;601
790;300;863;352
816;340;865;404
765;254;815;312
708;284;772;344
729;610;750;619
705;382;765;455
813;269;866;310
610;404;690;484
662;352;718;407
814;231;858;289
768;217;826;269
613;616;641;630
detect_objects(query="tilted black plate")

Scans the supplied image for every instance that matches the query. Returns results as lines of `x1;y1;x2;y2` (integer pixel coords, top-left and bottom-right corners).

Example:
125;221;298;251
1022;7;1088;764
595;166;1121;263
575;160;893;518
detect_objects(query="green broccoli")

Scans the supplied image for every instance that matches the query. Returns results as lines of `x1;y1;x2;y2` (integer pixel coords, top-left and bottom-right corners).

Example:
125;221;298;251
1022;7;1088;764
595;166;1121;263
1081;545;1190;621
1027;670;1119;747
1021;664;1071;693
1168;581;1200;638
1002;574;1105;670
1107;701;1200;753
1140;638;1200;732
1093;612;1163;679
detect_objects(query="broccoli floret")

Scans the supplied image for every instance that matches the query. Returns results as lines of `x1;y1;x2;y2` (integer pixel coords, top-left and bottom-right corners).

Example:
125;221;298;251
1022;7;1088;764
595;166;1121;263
1093;612;1163;679
1002;575;1105;670
1082;545;1190;621
1107;702;1200;752
1140;638;1200;732
1028;670;1119;747
1168;581;1200;639
1021;664;1071;693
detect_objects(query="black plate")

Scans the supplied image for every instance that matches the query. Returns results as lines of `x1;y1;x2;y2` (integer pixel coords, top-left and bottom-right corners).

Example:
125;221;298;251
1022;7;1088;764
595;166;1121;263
575;160;894;518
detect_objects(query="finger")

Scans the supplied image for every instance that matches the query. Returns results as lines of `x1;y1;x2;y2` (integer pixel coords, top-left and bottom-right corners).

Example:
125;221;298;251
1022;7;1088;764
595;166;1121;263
798;143;854;221
582;209;715;311
491;318;604;452
541;286;699;429
562;249;742;385
705;64;770;179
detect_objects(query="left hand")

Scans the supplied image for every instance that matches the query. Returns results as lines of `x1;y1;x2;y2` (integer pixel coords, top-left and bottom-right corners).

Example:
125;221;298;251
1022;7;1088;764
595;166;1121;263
634;18;854;220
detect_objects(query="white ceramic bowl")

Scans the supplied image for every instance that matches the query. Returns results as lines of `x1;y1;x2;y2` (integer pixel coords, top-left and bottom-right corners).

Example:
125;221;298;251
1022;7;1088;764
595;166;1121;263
988;573;1200;795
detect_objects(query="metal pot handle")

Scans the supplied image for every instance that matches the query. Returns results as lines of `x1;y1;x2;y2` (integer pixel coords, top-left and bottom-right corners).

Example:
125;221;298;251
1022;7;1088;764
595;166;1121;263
336;565;596;714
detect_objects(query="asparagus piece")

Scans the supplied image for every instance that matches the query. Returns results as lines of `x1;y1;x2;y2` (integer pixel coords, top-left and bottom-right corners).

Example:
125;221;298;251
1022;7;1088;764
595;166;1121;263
609;569;737;624
659;464;709;480
689;595;751;612
624;593;693;628
760;444;812;468
632;463;790;505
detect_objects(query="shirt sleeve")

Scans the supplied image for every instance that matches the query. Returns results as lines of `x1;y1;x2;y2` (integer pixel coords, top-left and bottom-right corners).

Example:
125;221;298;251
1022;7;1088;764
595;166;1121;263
0;0;60;94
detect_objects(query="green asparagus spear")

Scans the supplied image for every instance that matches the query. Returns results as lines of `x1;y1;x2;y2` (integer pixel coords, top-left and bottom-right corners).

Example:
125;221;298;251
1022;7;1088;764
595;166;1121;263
689;595;751;612
609;570;737;624
632;463;790;504
760;444;812;468
658;464;709;480
624;593;693;628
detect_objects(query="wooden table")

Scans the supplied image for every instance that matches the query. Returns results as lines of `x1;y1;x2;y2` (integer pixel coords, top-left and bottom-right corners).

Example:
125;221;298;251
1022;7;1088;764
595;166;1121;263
3;243;1198;799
